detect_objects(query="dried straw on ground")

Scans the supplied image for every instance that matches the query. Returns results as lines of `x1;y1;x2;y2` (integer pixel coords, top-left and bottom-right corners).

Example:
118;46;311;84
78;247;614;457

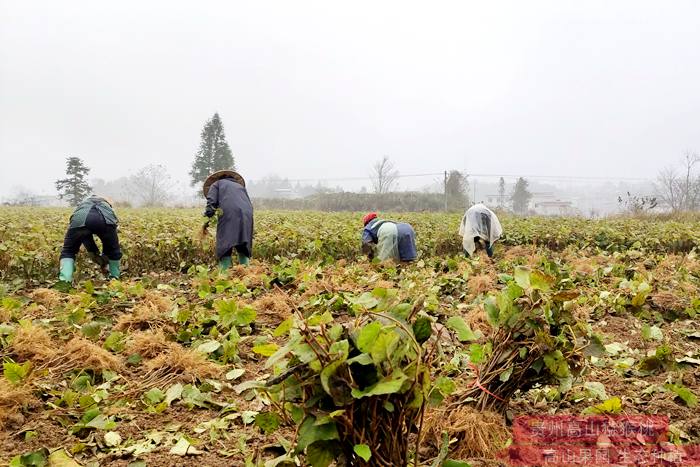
424;406;510;459
30;288;64;309
126;330;170;358
114;294;173;332
40;337;124;373
468;274;493;297
252;292;292;326
141;342;220;385
0;380;37;430
652;291;690;312
11;325;59;363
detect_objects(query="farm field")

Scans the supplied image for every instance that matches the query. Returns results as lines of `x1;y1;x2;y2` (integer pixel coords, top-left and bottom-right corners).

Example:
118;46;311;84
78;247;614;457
1;208;699;466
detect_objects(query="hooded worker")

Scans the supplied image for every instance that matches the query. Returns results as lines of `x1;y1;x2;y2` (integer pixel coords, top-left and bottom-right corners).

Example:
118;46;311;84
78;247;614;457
459;203;503;258
59;195;121;282
361;212;417;262
202;170;254;269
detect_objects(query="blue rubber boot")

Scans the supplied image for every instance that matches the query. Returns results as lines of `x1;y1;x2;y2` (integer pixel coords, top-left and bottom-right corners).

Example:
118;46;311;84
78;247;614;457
108;260;120;279
219;256;233;270
237;252;250;266
59;258;75;282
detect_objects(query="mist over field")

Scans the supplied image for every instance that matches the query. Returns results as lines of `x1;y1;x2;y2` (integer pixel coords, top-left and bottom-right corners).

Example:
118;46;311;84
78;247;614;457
1;0;699;214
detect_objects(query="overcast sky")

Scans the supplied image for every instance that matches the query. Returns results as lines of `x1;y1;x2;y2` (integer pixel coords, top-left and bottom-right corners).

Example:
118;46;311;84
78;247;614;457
1;0;698;197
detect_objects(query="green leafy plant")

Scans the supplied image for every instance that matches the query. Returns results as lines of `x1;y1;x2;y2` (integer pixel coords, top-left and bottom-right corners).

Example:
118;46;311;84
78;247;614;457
456;266;587;412
261;298;436;466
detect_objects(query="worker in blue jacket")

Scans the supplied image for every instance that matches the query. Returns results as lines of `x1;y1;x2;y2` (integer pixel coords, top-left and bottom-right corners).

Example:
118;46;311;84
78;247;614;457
361;212;417;262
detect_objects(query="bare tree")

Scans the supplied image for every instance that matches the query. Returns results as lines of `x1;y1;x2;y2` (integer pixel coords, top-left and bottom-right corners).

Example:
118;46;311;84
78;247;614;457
655;151;700;211
370;156;399;194
680;151;700;210
128;164;172;207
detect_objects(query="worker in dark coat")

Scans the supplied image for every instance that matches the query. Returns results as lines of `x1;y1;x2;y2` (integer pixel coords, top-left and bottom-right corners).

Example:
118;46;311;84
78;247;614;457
202;170;254;269
59;195;122;282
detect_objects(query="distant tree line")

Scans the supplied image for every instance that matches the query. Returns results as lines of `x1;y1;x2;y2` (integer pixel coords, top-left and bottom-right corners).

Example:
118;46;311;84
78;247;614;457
253;191;451;212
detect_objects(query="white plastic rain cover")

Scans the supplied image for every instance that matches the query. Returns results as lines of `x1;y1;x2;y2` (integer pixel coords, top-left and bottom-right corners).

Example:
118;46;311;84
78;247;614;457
458;204;503;255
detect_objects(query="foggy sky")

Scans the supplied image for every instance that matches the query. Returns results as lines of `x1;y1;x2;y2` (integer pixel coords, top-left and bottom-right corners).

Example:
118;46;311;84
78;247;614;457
1;0;699;198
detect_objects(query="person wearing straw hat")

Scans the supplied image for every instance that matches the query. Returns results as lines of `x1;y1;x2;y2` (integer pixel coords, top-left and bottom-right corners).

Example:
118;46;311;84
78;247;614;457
361;212;417;262
202;170;254;269
459;203;503;258
58;195;122;282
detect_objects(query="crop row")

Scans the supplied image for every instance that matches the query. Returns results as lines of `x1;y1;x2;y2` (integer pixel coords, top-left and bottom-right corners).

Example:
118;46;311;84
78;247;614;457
1;208;699;282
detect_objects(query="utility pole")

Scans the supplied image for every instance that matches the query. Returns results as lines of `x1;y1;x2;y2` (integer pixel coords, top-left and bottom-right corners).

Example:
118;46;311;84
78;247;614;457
444;170;448;211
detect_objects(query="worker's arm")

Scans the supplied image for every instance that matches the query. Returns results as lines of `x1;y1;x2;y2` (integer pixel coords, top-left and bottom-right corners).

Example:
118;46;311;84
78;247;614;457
204;182;219;218
361;229;376;259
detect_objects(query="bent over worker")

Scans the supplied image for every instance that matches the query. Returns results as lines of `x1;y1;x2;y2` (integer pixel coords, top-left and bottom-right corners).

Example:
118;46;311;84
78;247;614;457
361;212;417;262
59;195;122;282
202;170;254;269
459;203;503;258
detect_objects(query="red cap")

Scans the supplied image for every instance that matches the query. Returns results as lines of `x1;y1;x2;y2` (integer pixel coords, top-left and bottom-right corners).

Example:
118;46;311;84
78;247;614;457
363;212;378;226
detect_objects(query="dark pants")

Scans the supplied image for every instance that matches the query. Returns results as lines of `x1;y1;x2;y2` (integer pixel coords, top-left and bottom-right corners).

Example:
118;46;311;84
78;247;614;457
223;245;249;258
465;237;494;258
60;208;122;260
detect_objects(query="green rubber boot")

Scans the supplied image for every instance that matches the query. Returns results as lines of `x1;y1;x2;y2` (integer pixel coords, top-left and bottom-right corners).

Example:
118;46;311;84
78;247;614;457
108;260;120;279
237;252;250;266
219;256;233;271
59;258;75;282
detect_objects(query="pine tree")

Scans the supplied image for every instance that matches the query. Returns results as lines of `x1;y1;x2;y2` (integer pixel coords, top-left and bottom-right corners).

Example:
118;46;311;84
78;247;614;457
497;177;506;208
55;157;92;206
510;177;533;215
189;113;236;186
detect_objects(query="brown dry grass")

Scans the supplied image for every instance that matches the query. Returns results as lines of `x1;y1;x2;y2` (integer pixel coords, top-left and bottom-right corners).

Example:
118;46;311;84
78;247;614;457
570;257;597;275
424;406;510;459
126;330;170;358
29;288;63;309
300;278;335;299
468;274;493;297
40;337;124;373
143;342;220;382
227;264;269;287
503;245;536;261
464;304;492;338
11;324;59;363
652;291;690;312
0;380;37;430
252;292;292;326
114;293;173;332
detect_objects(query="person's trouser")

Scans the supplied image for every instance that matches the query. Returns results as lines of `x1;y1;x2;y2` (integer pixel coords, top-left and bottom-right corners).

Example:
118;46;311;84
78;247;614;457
396;223;417;262
219;245;250;270
465;236;493;258
60;208;122;261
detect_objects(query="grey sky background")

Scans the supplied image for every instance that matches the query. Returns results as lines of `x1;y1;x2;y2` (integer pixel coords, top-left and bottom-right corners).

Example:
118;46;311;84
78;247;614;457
1;0;698;198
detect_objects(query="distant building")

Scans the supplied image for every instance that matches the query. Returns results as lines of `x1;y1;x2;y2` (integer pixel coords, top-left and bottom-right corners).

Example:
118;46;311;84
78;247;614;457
533;200;576;216
273;188;301;199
